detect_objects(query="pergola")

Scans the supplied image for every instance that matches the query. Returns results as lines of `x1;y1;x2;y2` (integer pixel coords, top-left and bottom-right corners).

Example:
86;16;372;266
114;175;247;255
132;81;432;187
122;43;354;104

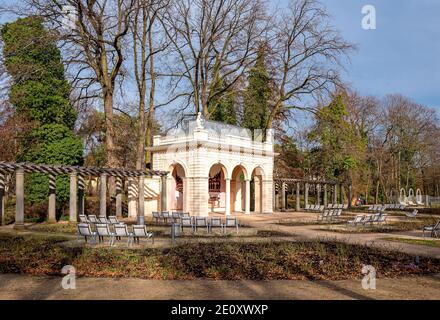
274;178;352;211
0;162;168;229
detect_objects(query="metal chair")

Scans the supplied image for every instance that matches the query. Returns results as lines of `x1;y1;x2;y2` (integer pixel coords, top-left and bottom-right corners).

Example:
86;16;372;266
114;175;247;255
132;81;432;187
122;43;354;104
224;218;239;234
108;216;120;224
95;223;116;246
209;217;223;233
88;215;99;224
132;225;154;244
79;215;89;223
77;223;97;244
114;224;134;246
181;217;194;233
195;217;209;233
423;220;440;238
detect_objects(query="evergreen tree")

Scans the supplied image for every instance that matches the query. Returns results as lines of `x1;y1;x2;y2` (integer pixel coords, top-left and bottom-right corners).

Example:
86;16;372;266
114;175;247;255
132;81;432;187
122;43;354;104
308;95;366;181
2;17;83;207
242;46;270;139
208;72;237;125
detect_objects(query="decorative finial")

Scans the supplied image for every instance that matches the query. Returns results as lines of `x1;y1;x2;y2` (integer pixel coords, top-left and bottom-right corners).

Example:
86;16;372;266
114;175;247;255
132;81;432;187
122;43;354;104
195;112;205;129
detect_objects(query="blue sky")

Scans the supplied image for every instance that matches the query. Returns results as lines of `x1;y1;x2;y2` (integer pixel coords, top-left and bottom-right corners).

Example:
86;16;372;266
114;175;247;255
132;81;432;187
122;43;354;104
1;0;439;109
277;0;440;108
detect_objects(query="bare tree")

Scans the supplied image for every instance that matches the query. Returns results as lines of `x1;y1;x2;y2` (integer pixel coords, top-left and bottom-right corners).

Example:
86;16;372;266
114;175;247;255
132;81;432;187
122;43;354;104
266;0;354;131
159;0;267;117
131;0;169;170
20;0;136;170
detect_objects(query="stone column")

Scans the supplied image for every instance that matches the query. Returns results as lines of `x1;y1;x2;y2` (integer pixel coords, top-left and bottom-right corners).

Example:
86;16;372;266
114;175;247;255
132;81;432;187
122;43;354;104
281;182;286;212
48;174;56;223
138;175;145;218
182;177;188;213
323;184;328;207
304;182;309;207
333;184;338;204
15;169;25;230
273;181;277;211
69;173;78;222
115;177;123;217
160;175;168;212
78;174;85;216
0;171;5;226
100;173;107;217
316;184;321;205
245;179;251;214
225;178;231;216
295;182;300;212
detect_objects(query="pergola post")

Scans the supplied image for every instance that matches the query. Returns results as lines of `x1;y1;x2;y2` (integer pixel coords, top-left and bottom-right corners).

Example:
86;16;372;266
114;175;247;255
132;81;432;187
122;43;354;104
340;185;344;206
316;184;321;205
225;178;231;216
295;182;300;212
348;184;353;208
115;177;123;218
14;169;25;230
245;179;251;214
69;172;78;222
48;174;56;223
138;175;145;219
0;171;5;226
78;174;85;216
281;182;286;212
160;175;168;212
304;182;309;207
323;184;328;207
100;173;107;217
333;184;338;204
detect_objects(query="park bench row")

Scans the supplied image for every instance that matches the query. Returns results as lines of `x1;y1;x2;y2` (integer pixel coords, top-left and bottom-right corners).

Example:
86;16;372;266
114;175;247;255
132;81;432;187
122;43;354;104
317;209;343;221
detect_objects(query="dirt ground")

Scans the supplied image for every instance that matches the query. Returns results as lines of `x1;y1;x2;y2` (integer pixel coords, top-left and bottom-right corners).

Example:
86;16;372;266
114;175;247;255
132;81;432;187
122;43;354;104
1;273;440;300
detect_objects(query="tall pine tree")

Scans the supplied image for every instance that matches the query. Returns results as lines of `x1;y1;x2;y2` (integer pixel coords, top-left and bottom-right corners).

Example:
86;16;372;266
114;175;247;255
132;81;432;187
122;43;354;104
2;17;83;208
242;45;270;140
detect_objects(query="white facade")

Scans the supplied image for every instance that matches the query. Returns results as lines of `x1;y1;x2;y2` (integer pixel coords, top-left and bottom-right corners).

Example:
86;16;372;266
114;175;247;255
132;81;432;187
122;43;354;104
150;114;274;216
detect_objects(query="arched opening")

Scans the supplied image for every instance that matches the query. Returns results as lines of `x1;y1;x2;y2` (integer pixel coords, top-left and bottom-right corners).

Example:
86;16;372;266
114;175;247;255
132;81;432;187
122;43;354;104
169;163;186;211
231;165;248;213
208;163;227;213
251;167;264;213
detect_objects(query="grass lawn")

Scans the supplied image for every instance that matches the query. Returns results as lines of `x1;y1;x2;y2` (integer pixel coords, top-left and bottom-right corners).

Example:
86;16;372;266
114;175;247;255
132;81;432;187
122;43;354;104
382;237;440;248
0;233;439;281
